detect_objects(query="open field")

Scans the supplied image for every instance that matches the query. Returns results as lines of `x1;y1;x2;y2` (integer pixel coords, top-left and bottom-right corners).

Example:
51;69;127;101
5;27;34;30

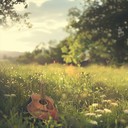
0;62;128;128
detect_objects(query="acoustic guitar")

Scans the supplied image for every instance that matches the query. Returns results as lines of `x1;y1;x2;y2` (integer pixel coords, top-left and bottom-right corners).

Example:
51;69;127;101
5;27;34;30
27;82;58;120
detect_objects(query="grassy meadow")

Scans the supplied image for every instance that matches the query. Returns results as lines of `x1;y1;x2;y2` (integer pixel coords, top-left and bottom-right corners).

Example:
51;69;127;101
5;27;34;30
0;61;128;128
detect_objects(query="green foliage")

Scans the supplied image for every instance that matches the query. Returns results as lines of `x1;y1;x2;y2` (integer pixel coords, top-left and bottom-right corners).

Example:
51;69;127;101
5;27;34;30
61;34;88;65
1;62;128;127
64;0;128;65
17;52;34;64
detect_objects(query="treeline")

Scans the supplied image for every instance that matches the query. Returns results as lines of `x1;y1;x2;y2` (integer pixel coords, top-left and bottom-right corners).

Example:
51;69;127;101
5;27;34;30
17;0;128;66
17;41;64;64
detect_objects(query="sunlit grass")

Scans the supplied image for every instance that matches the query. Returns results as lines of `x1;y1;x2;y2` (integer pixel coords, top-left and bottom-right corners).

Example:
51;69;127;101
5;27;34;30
0;62;128;128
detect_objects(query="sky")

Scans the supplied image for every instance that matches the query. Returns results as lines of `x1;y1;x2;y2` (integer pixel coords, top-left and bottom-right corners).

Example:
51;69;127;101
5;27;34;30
0;0;82;52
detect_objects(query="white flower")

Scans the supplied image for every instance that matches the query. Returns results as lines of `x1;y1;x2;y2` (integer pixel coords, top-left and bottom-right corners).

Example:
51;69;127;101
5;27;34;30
4;94;16;97
95;109;104;114
85;112;96;116
124;109;128;114
96;114;102;118
91;103;99;107
89;120;98;125
104;108;112;113
110;102;118;107
102;100;112;103
10;94;16;97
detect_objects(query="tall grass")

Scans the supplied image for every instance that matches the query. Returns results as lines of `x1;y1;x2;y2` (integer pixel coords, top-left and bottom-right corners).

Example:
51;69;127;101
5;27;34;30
0;62;128;128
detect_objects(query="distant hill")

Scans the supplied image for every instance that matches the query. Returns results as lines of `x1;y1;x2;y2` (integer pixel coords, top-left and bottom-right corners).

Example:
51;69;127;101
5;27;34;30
0;51;24;59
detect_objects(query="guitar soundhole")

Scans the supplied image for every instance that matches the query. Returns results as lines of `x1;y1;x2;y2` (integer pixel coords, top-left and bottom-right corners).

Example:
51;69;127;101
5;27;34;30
39;99;48;105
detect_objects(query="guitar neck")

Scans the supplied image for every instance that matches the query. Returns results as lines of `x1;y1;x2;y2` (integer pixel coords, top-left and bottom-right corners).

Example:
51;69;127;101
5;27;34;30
40;82;45;99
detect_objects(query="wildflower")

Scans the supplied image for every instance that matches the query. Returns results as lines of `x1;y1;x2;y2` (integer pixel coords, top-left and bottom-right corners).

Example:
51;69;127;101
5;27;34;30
91;103;99;107
124;109;128;114
110;102;118;107
95;109;104;114
99;120;103;123
4;94;16;97
85;112;96;116
104;108;112;113
95;114;102;118
102;99;112;103
89;120;98;125
10;94;16;97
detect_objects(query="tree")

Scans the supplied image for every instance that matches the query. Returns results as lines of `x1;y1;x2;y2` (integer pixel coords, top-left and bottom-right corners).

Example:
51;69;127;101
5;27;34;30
0;0;31;27
17;41;64;64
63;0;128;65
61;34;87;65
17;52;34;64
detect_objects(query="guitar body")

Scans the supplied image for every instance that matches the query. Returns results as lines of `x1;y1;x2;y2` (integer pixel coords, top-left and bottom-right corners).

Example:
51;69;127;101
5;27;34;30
27;93;58;120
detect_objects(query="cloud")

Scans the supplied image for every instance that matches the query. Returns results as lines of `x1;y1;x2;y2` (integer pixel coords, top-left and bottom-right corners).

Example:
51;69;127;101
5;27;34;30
18;18;68;43
68;0;75;1
14;0;51;12
28;0;51;7
33;19;67;30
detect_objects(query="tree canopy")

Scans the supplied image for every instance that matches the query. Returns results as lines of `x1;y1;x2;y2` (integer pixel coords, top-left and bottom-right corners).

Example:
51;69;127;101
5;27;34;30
0;0;31;27
62;0;128;65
